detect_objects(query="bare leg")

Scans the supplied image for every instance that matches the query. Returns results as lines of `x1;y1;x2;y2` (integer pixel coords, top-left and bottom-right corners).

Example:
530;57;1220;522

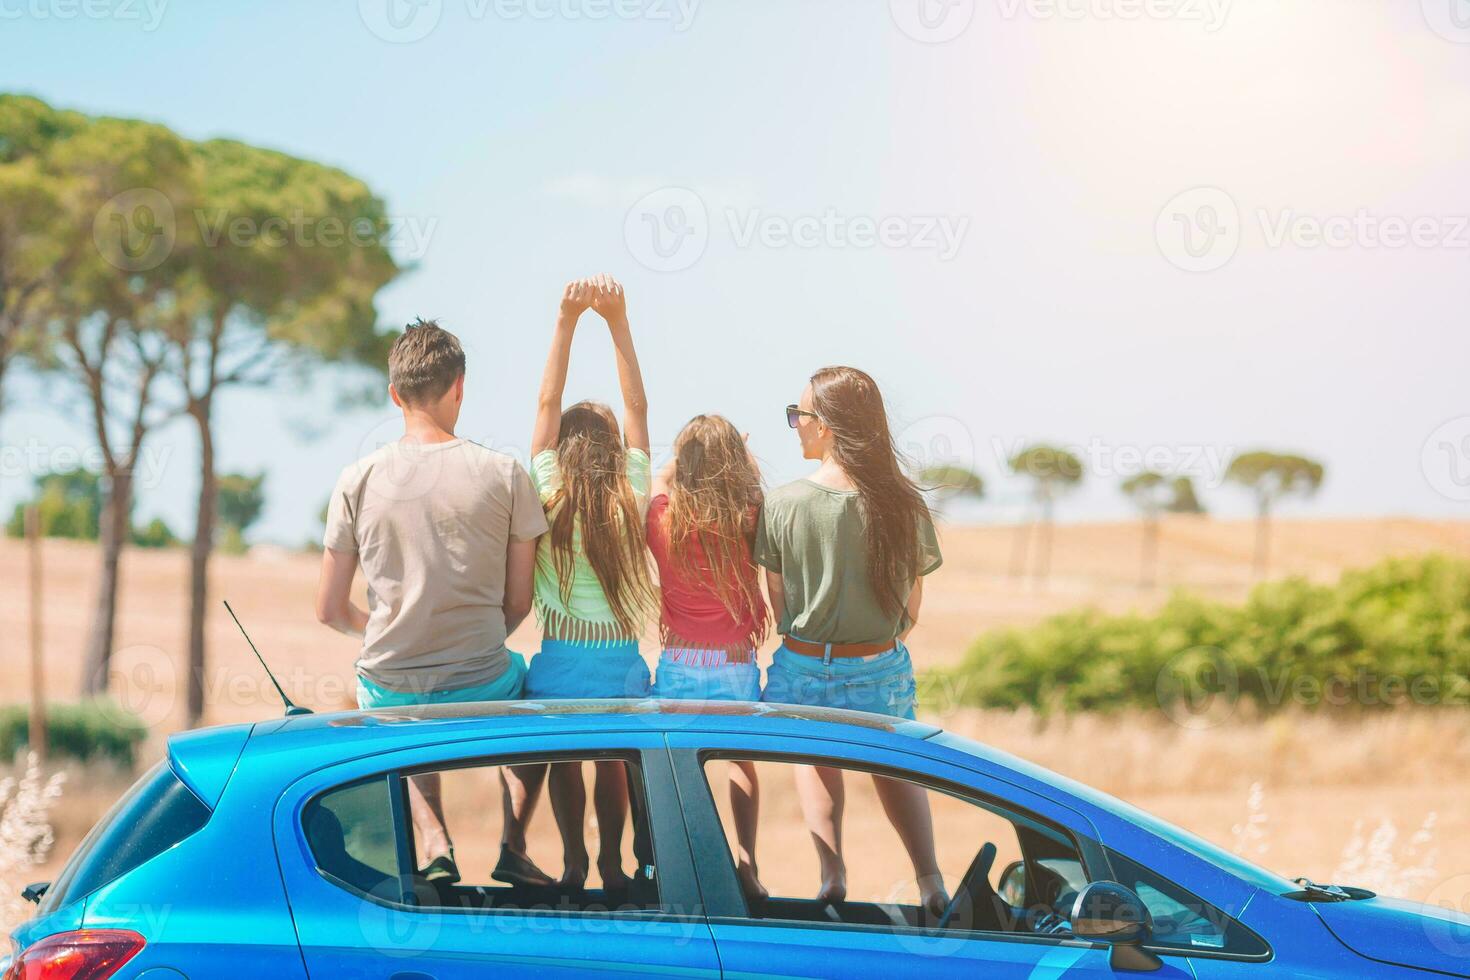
794;764;846;904
407;772;451;865
548;761;589;889
730;760;766;901
500;764;546;852
593;760;631;889
873;774;948;917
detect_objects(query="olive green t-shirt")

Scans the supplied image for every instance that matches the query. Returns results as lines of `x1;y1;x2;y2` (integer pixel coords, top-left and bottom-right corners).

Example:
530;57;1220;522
753;479;942;645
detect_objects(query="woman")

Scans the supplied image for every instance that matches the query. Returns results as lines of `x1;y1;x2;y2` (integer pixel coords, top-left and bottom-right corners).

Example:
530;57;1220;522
756;366;947;917
647;414;769;900
516;274;658;893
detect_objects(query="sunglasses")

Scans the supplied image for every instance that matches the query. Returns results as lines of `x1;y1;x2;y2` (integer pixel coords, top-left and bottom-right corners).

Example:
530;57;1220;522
786;404;820;429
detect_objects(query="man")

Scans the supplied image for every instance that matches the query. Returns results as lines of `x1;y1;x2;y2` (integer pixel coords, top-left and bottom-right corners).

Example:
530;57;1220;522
316;318;552;887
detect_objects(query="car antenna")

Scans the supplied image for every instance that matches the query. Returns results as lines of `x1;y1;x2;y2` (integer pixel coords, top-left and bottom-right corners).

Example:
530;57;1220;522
223;600;313;717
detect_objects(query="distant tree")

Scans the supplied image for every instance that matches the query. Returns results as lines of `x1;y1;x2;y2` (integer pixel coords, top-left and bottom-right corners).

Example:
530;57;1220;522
5;470;102;541
1009;444;1083;585
131;517;179;549
1167;475;1205;514
1225;451;1324;578
1121;471;1171;590
41;110;196;695
917;463;984;517
1120;472;1208;589
162;137;400;723
0;95;88;417
216;471;266;555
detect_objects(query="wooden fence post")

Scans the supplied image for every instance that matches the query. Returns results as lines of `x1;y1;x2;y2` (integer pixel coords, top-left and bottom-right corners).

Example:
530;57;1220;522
25;505;46;762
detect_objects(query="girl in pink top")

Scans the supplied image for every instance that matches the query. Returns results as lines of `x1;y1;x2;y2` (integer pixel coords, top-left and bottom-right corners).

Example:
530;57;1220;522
647;414;769;901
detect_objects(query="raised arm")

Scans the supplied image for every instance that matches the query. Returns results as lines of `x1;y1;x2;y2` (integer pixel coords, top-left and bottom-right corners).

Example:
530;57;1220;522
531;279;594;456
589;274;649;453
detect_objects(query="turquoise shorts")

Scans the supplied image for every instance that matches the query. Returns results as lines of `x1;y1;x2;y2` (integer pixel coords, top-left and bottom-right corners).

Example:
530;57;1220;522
761;641;917;720
356;652;528;709
524;638;651;699
651;650;762;702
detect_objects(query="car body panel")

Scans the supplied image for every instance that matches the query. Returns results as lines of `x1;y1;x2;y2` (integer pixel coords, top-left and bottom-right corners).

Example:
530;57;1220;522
167;723;252;808
1312;894;1470;977
1188;892;1455;979
62;732;309;977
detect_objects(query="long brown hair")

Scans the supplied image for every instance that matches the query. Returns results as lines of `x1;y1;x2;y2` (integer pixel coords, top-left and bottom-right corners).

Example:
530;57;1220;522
809;366;930;618
546;400;656;638
664;415;769;642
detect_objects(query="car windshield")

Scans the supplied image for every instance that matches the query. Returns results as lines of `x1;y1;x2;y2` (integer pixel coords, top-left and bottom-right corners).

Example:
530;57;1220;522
930;731;1298;895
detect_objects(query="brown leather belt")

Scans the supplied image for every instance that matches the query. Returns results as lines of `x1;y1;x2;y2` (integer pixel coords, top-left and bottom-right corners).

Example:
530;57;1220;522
783;636;896;659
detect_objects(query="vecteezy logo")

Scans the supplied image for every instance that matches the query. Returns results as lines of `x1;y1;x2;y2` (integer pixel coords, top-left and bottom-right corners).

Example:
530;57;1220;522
1422;416;1470;502
1155;646;1239;730
889;0;975;43
624;187;709;273
92;188;176;273
1155;186;1240;272
1422;875;1470;957
1422;0;1470;42
358;0;442;43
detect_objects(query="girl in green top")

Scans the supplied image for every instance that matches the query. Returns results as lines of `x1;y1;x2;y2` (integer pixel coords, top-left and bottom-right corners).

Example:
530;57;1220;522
756;365;948;918
516;274;658;894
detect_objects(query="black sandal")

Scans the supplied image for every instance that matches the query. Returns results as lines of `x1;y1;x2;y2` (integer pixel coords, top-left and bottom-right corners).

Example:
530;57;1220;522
492;845;555;888
419;849;461;885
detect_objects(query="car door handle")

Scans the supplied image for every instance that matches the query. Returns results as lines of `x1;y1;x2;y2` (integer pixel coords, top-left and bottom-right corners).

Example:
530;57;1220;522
390;974;435;980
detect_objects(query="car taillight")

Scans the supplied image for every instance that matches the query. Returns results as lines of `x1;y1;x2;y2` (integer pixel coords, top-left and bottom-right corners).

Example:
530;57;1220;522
2;930;145;980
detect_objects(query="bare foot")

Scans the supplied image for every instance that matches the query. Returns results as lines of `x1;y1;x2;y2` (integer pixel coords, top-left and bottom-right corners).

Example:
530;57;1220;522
560;850;589;891
737;862;769;904
598;858;632;894
816;871;847;906
918;873;950;919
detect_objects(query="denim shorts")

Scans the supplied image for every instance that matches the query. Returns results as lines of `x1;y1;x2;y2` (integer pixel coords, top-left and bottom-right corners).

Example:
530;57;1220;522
524;638;651;699
651;651;762;702
356;652;527;709
761;641;917;720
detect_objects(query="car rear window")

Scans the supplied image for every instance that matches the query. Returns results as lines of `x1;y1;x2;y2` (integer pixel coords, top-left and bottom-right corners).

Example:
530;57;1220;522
41;762;211;912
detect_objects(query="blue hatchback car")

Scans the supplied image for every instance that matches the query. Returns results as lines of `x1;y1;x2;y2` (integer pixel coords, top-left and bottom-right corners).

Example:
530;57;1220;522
8;700;1468;978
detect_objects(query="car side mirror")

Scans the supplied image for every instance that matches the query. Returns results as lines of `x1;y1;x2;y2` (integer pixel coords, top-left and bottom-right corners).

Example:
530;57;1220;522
1071;881;1162;972
21;881;49;905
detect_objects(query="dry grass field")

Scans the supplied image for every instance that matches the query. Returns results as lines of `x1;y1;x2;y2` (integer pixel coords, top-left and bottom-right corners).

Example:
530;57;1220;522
3;515;1469;907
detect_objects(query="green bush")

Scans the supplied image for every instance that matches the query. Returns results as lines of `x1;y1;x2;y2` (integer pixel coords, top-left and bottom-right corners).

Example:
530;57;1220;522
936;554;1470;715
0;701;148;767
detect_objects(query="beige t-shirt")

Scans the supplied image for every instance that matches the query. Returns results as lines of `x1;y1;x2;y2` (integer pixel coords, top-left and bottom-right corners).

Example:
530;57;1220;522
324;438;548;693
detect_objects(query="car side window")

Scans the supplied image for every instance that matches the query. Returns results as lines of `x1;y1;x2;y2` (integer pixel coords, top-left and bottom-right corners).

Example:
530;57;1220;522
304;754;660;914
1104;847;1269;957
700;757;1084;936
305;776;402;901
42;761;211;913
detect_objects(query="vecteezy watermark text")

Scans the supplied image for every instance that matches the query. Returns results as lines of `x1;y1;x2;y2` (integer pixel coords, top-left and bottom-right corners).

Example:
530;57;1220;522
0;0;168;30
357;0;699;43
1157;186;1470;273
624;187;969;272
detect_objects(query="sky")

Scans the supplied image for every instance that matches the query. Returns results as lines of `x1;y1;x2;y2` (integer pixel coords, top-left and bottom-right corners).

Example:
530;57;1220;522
2;0;1468;544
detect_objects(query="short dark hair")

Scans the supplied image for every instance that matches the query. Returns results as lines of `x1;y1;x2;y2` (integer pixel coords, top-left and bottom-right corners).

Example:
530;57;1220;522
388;318;465;405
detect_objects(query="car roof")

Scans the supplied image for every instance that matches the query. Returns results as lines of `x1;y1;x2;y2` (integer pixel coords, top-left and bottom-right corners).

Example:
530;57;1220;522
228;700;942;775
252;698;940;739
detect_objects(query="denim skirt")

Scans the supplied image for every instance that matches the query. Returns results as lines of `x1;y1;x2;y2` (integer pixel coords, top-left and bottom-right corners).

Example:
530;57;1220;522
524;638;651;700
761;641;917;720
